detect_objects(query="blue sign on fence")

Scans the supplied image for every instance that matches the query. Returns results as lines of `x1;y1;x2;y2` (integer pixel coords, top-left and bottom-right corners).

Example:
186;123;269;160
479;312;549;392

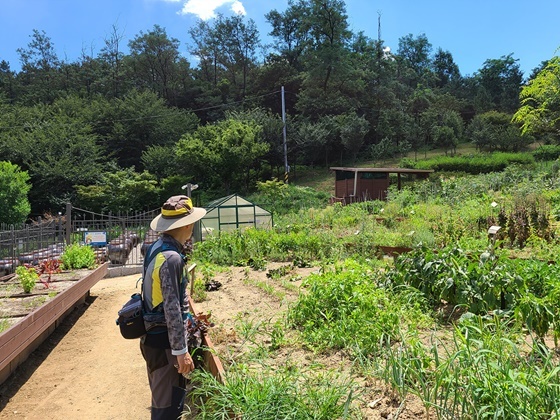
84;231;107;247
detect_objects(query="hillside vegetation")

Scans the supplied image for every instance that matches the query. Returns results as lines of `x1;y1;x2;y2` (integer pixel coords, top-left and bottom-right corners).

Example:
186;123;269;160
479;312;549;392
2;2;559;221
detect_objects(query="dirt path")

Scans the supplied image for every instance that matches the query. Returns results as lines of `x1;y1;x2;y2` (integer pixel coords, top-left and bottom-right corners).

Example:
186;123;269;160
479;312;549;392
0;274;151;420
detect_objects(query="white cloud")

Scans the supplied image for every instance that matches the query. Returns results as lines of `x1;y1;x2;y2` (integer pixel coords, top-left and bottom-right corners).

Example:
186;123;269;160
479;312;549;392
177;0;246;20
230;1;246;15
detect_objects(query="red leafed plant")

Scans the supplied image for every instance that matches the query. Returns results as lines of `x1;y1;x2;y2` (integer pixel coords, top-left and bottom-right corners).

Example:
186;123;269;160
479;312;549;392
37;259;62;287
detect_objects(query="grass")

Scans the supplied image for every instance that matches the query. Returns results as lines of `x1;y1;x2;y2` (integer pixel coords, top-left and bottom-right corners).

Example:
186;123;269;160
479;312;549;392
0;317;10;334
190;362;359;419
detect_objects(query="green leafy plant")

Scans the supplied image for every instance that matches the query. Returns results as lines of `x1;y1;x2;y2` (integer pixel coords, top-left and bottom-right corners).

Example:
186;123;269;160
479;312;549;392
60;244;96;269
191;278;207;302
16;265;38;293
288;259;431;357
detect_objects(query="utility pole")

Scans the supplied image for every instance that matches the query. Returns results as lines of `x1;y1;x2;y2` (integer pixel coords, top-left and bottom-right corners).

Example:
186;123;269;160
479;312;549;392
281;86;289;183
181;183;198;198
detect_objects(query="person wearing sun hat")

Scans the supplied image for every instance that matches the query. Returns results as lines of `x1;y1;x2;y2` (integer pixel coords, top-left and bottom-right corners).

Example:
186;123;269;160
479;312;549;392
140;195;206;420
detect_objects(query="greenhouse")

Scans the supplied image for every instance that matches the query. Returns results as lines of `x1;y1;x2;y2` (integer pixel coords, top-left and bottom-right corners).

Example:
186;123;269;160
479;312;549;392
198;194;273;240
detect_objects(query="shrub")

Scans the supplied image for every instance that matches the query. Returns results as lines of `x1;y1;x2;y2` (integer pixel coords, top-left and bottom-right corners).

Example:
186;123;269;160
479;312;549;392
533;145;560;161
16;265;38;293
0;161;31;225
412;152;534;174
249;179;329;215
61;244;96;269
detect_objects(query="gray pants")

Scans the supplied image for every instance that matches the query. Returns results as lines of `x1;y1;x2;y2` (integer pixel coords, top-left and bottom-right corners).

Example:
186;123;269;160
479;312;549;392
140;343;186;420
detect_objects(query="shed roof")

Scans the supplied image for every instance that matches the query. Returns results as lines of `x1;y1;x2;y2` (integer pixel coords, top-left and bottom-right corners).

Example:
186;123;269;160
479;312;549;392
330;167;433;174
204;194;269;212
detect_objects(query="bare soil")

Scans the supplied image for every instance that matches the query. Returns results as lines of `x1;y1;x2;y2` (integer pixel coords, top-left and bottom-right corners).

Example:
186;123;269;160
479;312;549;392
0;274;151;420
0;263;427;419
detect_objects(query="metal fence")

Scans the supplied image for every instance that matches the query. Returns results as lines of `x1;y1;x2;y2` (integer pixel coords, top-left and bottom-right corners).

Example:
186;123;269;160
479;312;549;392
68;205;160;268
0;218;66;276
0;205;160;276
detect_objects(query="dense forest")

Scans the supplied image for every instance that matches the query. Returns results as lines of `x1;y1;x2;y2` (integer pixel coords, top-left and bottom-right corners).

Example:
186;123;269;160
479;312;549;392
0;0;558;221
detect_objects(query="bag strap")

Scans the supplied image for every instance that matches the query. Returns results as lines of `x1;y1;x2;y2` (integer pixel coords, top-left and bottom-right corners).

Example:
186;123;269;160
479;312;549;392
141;239;186;313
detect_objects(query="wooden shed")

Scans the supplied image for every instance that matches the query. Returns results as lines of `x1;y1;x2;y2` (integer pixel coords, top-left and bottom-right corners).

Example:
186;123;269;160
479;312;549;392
330;167;434;203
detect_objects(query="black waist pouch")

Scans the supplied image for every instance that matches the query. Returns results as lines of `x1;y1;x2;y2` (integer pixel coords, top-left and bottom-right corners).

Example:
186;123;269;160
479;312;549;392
144;325;171;348
116;293;147;339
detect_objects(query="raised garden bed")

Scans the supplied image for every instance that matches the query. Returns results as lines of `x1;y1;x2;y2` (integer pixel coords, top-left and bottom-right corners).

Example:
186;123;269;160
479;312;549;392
0;263;108;384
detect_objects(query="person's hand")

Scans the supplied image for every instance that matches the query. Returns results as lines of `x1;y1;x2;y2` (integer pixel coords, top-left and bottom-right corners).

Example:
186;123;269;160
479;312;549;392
176;352;195;375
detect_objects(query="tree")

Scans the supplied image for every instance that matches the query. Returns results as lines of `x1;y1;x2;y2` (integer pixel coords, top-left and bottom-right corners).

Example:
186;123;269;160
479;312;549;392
227;108;285;174
419;108;463;155
396;33;433;87
91;89;199;169
21;114;106;212
476;54;523;113
291;115;343;167
189;14;260;100
99;23;126;98
337;112;369;163
0;161;31;225
469;111;529;152
0;60;17;102
141;145;180;180
75;166;160;213
295;0;364;116
370;137;398;162
16;29;61;104
175;118;269;194
217;14;260;99
376;108;414;151
433;48;460;88
265;0;311;69
513;56;560;142
189;19;222;87
127;25;182;102
0;96;108;212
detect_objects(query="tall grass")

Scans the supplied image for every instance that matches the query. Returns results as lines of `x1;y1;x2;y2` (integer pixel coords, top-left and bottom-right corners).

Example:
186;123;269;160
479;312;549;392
190;363;359;419
380;315;560;419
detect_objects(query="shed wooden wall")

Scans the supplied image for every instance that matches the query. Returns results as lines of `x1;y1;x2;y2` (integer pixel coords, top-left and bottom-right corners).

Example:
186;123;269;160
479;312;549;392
334;173;389;202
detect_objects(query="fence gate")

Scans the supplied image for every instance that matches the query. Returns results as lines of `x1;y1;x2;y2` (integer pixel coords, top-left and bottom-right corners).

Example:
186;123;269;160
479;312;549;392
67;204;160;267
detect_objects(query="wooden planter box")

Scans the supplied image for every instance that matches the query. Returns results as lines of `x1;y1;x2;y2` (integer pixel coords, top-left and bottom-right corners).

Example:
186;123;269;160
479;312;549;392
0;263;108;384
188;296;225;384
377;245;413;257
186;264;225;384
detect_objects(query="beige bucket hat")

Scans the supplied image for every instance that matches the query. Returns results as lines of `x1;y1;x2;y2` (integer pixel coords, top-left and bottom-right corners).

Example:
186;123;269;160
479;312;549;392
150;195;206;233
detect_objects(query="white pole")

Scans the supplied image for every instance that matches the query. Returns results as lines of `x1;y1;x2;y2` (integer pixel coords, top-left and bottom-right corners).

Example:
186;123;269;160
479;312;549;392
282;86;288;183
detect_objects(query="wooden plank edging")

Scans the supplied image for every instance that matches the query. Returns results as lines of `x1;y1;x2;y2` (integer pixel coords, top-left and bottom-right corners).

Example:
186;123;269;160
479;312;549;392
188;296;225;384
187;264;225;384
0;263;108;384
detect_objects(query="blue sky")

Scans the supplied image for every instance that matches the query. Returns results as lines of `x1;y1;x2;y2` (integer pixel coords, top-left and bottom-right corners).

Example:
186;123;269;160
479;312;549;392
1;0;559;78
